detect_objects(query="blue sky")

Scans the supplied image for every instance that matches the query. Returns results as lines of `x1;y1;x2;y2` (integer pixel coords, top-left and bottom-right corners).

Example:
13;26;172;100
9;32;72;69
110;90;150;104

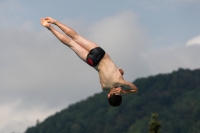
3;0;200;46
0;0;200;133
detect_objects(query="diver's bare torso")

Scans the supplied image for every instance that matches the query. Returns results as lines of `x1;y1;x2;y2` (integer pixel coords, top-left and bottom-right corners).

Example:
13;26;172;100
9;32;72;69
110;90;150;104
94;53;125;91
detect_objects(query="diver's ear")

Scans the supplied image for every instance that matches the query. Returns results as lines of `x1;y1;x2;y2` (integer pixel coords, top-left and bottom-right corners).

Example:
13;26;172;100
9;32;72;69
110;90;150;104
107;93;110;98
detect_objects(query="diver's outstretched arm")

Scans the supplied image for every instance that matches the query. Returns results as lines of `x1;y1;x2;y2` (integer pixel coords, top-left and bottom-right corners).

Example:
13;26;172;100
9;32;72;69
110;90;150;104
121;82;138;94
109;83;138;95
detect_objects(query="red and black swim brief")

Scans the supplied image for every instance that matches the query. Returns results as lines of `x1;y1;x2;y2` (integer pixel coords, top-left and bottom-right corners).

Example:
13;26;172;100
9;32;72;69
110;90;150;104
86;47;105;67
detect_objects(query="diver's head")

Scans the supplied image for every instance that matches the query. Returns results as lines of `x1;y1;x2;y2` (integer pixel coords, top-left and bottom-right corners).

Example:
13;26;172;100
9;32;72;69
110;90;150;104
108;93;122;107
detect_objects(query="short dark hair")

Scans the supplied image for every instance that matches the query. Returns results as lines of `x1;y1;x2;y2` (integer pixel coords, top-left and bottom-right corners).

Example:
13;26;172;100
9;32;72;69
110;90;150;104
108;94;122;107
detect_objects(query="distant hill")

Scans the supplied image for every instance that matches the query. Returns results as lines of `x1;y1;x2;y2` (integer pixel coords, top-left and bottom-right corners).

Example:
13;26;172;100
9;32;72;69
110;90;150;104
25;68;200;133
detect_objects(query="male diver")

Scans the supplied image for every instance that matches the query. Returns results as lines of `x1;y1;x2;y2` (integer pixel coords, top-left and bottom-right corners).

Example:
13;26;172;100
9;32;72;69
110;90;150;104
40;17;138;107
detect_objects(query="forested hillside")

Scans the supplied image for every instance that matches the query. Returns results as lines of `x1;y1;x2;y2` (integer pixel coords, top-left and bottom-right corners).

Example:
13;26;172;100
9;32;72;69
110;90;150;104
25;68;200;133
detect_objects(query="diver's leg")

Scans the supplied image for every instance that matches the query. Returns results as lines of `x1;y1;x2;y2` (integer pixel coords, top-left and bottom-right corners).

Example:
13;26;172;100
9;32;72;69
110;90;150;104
46;17;99;51
41;18;88;61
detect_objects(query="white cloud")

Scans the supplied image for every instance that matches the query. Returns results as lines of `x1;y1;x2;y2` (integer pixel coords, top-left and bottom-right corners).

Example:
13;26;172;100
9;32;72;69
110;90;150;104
0;99;57;133
186;35;200;46
143;46;200;75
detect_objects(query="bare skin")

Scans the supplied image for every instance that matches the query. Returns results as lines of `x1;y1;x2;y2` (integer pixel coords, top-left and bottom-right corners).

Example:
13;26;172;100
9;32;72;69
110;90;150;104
40;17;138;98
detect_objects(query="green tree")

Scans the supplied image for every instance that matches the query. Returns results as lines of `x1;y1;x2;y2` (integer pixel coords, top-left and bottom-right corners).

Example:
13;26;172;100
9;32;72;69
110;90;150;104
24;68;200;133
148;113;161;133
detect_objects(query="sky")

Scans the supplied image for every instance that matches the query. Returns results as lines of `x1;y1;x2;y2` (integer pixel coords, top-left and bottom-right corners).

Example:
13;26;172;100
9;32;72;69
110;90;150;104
0;0;200;133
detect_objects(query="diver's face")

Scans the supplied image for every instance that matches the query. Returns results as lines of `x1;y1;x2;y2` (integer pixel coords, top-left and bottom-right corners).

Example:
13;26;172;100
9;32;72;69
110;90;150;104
108;88;122;97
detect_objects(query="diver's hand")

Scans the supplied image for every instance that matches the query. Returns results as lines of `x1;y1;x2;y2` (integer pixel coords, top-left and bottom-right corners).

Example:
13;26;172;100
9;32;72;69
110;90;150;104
119;69;124;75
40;18;51;29
45;17;56;24
111;88;125;95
